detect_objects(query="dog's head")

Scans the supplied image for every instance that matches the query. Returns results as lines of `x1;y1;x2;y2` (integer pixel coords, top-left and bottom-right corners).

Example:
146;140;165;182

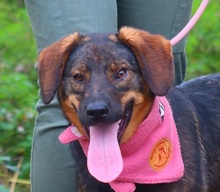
38;27;173;143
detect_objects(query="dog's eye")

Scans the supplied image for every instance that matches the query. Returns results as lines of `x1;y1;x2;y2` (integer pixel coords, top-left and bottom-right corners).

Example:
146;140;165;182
73;74;84;82
115;68;128;80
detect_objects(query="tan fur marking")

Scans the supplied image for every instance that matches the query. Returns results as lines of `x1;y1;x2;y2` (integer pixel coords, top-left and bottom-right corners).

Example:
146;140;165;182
120;91;153;143
121;91;145;106
108;34;118;42
81;36;91;42
68;94;80;109
60;97;84;135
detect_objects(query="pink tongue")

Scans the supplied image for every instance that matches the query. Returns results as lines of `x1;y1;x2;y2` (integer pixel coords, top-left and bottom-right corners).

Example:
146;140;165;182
88;122;123;183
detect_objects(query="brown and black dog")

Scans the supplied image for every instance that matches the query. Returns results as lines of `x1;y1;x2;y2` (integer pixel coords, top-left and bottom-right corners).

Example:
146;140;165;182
38;27;220;192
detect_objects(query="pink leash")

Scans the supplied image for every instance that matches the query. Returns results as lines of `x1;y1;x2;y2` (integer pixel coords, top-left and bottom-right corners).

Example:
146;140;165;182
170;0;209;46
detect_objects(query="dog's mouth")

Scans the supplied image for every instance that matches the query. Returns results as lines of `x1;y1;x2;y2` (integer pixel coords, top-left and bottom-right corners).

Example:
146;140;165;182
117;104;133;141
83;103;133;142
82;102;133;183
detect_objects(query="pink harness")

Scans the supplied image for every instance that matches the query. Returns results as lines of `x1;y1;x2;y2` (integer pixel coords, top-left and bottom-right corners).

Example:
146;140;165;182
59;96;184;192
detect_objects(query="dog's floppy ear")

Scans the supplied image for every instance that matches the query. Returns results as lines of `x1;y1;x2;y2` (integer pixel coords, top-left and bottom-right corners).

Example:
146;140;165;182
118;27;174;96
38;32;80;104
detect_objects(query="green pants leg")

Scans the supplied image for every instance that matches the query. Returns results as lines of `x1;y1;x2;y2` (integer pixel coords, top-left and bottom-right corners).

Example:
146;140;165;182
25;0;192;191
24;0;117;191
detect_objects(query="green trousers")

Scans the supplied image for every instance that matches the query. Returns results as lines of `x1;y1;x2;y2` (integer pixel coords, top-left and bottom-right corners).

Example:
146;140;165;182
24;0;193;191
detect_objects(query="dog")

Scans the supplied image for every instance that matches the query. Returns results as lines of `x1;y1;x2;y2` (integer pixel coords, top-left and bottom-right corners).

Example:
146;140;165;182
38;27;220;192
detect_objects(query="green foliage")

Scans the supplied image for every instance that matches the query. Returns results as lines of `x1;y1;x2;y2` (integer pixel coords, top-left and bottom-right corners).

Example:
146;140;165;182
0;0;37;81
186;0;220;79
0;73;37;177
0;1;37;191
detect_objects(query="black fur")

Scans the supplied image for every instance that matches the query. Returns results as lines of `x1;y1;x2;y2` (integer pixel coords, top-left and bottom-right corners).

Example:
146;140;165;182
70;74;220;192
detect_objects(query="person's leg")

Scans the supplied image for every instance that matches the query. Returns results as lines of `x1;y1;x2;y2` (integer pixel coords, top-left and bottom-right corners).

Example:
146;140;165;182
24;0;117;191
117;0;193;85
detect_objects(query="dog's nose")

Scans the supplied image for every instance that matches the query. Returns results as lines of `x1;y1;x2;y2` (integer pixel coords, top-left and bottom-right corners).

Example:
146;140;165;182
86;102;109;121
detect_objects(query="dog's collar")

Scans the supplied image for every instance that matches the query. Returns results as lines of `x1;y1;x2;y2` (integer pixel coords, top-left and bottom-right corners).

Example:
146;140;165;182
59;96;184;192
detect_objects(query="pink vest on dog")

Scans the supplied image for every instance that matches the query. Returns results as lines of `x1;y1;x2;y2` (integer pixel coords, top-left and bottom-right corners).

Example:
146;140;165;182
59;96;184;192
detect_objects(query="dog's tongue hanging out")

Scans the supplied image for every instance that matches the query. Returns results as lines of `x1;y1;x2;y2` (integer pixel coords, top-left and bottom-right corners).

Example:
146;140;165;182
88;123;123;183
58;122;123;183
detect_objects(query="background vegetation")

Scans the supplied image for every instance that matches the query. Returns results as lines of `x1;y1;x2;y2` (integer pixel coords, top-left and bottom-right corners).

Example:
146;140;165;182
0;0;219;191
186;0;220;79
